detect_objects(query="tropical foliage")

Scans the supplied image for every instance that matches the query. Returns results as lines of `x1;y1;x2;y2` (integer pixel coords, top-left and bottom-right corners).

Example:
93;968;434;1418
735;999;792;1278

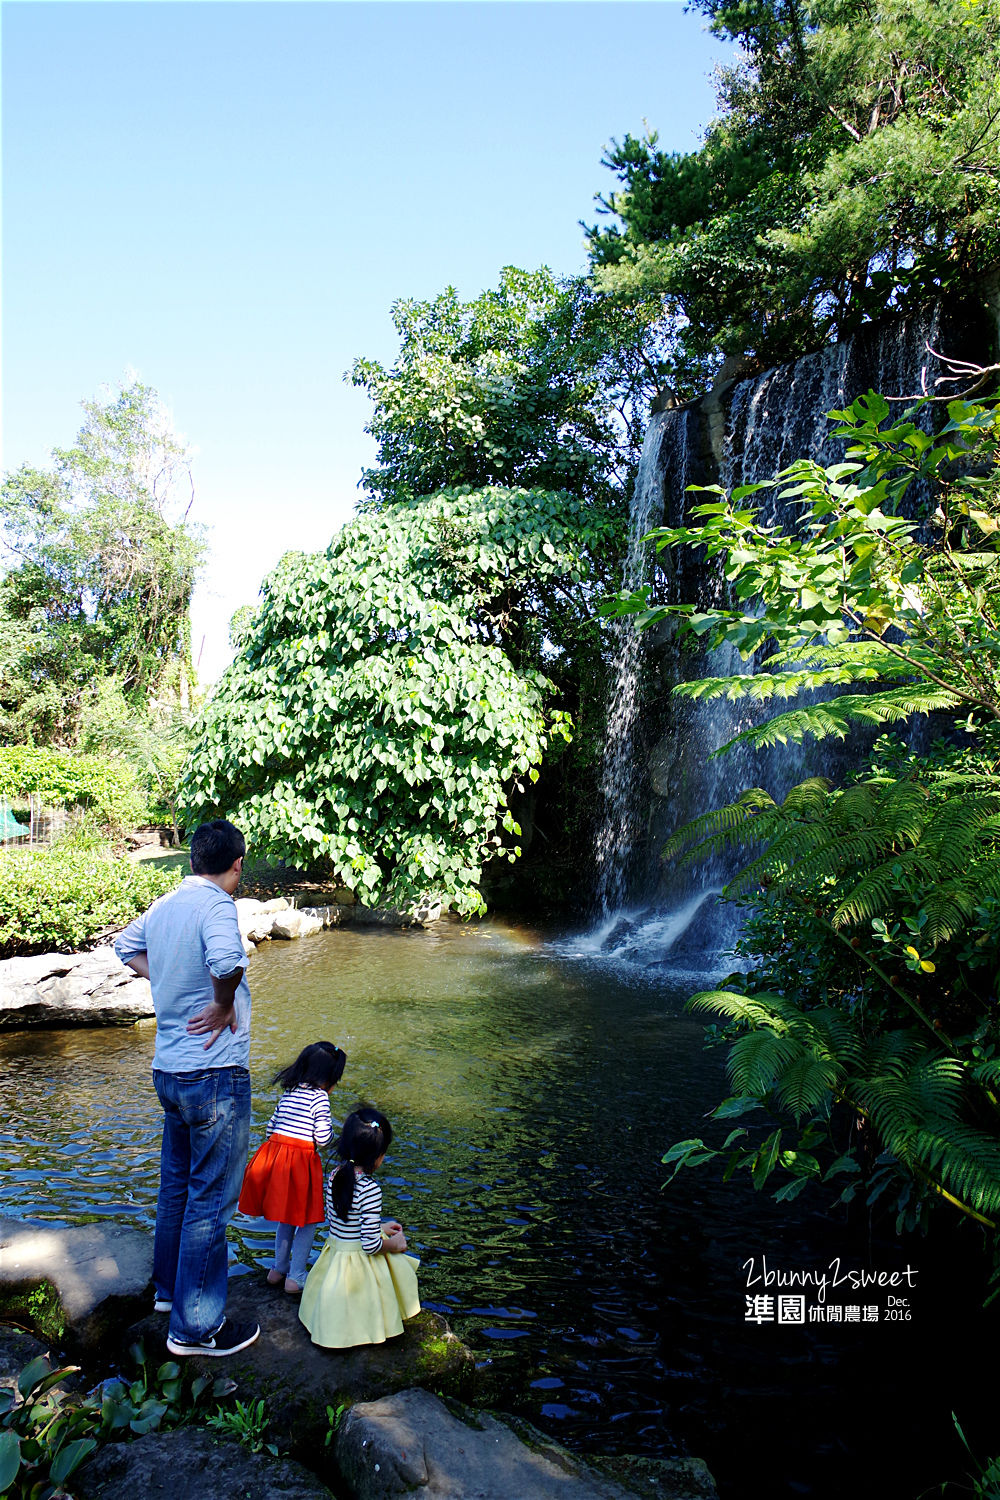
608;390;1000;1232
0;746;145;836
612;392;1000;747
0;1345;234;1498
179;485;611;914
588;0;1000;383
0;380;203;851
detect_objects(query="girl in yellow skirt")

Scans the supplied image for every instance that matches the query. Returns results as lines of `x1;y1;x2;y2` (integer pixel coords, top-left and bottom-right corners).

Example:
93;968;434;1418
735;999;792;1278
238;1041;347;1293
299;1107;420;1348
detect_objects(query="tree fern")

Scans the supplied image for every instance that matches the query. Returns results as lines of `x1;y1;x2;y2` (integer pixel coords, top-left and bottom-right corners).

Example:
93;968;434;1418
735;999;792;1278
670;990;1000;1228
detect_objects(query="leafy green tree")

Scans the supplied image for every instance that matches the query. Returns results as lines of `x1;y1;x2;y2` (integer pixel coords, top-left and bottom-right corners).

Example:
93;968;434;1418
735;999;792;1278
350;265;667;510
0;380;205;743
588;0;1000;374
607;391;1000;1233
179;486;613;914
350;266;666;900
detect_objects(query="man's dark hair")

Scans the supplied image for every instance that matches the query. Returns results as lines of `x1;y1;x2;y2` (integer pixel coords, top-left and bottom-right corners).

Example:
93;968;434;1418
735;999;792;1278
189;819;246;875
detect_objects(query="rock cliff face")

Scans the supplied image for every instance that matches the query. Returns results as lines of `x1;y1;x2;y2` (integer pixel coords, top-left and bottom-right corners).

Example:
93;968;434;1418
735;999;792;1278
595;276;1000;956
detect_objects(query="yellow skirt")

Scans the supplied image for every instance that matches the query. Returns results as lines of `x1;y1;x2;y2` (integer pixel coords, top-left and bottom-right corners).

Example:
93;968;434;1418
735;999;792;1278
299;1235;421;1349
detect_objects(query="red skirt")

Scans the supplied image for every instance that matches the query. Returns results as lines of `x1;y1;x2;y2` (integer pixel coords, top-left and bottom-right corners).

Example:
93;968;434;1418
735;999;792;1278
238;1133;324;1226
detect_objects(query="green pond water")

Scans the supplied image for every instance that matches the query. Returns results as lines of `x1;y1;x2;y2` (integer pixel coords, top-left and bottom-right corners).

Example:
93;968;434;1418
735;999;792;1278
0;920;994;1499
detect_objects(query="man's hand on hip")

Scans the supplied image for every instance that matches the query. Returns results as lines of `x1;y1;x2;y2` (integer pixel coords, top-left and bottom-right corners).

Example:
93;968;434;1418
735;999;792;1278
187;966;245;1050
187;1000;239;1049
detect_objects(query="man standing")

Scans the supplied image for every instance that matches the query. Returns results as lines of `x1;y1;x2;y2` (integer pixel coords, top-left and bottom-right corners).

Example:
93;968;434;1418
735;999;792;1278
116;818;260;1357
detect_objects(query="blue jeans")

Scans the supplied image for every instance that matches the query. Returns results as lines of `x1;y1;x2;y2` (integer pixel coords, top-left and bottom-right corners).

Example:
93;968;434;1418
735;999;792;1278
274;1221;322;1284
152;1067;251;1343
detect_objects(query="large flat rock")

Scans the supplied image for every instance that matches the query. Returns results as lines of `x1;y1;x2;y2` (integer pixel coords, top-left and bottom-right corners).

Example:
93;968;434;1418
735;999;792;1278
336;1388;661;1500
75;1427;334;1500
125;1272;475;1463
0;1216;153;1351
0;947;153;1030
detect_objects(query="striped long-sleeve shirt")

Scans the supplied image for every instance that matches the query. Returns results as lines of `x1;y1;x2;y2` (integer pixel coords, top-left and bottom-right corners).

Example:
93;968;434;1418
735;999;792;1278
325;1169;384;1255
266;1086;334;1147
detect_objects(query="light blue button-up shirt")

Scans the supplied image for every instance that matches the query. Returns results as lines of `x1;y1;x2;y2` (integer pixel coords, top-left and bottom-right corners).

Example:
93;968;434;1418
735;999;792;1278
115;875;251;1072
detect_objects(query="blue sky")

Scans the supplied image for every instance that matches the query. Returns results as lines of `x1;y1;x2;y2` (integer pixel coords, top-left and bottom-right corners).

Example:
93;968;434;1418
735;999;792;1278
2;1;732;681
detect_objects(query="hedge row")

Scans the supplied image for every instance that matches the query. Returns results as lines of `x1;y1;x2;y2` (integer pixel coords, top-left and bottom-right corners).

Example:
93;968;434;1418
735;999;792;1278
0;848;182;957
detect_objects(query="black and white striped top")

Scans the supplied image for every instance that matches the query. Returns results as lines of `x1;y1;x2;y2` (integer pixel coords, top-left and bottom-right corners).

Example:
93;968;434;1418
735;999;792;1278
265;1086;334;1148
324;1169;383;1255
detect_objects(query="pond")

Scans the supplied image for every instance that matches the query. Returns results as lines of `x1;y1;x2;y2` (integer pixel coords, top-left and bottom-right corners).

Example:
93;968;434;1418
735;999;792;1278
0;919;994;1498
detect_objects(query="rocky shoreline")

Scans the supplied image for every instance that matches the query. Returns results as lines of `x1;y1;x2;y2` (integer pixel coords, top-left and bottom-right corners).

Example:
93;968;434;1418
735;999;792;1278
0;892;445;1032
0;1215;718;1499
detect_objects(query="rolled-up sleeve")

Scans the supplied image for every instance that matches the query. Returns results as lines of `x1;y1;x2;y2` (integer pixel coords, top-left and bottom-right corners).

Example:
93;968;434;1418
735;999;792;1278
313;1096;334;1148
201;897;246;978
114;911;147;967
358;1178;384;1255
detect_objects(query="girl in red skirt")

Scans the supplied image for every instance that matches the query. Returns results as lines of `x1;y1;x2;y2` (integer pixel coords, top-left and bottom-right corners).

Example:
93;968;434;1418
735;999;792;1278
239;1041;347;1293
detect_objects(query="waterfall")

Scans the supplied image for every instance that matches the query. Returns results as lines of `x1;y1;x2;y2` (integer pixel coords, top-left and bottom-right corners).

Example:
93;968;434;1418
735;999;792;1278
590;283;998;963
592;411;675;917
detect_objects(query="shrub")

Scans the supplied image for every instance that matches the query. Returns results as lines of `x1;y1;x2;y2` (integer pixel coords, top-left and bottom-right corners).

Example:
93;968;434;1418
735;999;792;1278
0;847;181;956
0;745;146;839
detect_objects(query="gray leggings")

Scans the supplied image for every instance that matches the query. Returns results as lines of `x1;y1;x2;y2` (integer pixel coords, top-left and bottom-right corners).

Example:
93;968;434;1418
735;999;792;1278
273;1221;321;1284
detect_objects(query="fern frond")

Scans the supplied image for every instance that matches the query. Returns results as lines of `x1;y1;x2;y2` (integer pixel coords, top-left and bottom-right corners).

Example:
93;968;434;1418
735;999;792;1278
685;989;791;1030
775;778;834;817
660;788;777;862
728;1029;807;1096
803;1008;867;1068
674;665;886;704
773;1051;841;1121
715;688;961;755
767;642;932;674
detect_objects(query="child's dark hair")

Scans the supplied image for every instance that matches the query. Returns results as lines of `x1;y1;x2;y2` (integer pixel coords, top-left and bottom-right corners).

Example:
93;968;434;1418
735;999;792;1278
330;1106;393;1222
271;1041;347;1092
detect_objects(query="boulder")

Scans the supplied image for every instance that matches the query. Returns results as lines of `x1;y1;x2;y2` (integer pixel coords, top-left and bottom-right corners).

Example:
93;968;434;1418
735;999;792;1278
336;1388;646;1500
348;902;442;930
236;899;278;945
591;1455;720;1500
249;913;279;943
0;949;153;1031
0;1216;153;1352
259;898;292;913
75;1427;334;1500
299;905;343;929
271;910;324;941
0;1327;50;1395
409;898;442;927
124;1274;475;1460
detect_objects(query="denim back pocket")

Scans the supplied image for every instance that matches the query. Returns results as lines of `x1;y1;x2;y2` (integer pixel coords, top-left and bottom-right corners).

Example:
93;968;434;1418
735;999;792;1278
177;1069;220;1127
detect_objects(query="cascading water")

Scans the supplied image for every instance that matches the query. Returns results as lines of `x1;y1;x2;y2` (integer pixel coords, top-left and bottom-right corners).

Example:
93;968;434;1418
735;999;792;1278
592;410;693;919
591;286;998;966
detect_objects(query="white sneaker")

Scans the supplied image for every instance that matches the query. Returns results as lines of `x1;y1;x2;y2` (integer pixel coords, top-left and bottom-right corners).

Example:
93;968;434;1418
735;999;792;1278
167;1317;260;1358
154;1297;173;1313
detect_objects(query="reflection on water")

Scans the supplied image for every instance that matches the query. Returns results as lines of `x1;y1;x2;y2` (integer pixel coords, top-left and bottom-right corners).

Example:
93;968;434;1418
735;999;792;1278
0;920;994;1499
